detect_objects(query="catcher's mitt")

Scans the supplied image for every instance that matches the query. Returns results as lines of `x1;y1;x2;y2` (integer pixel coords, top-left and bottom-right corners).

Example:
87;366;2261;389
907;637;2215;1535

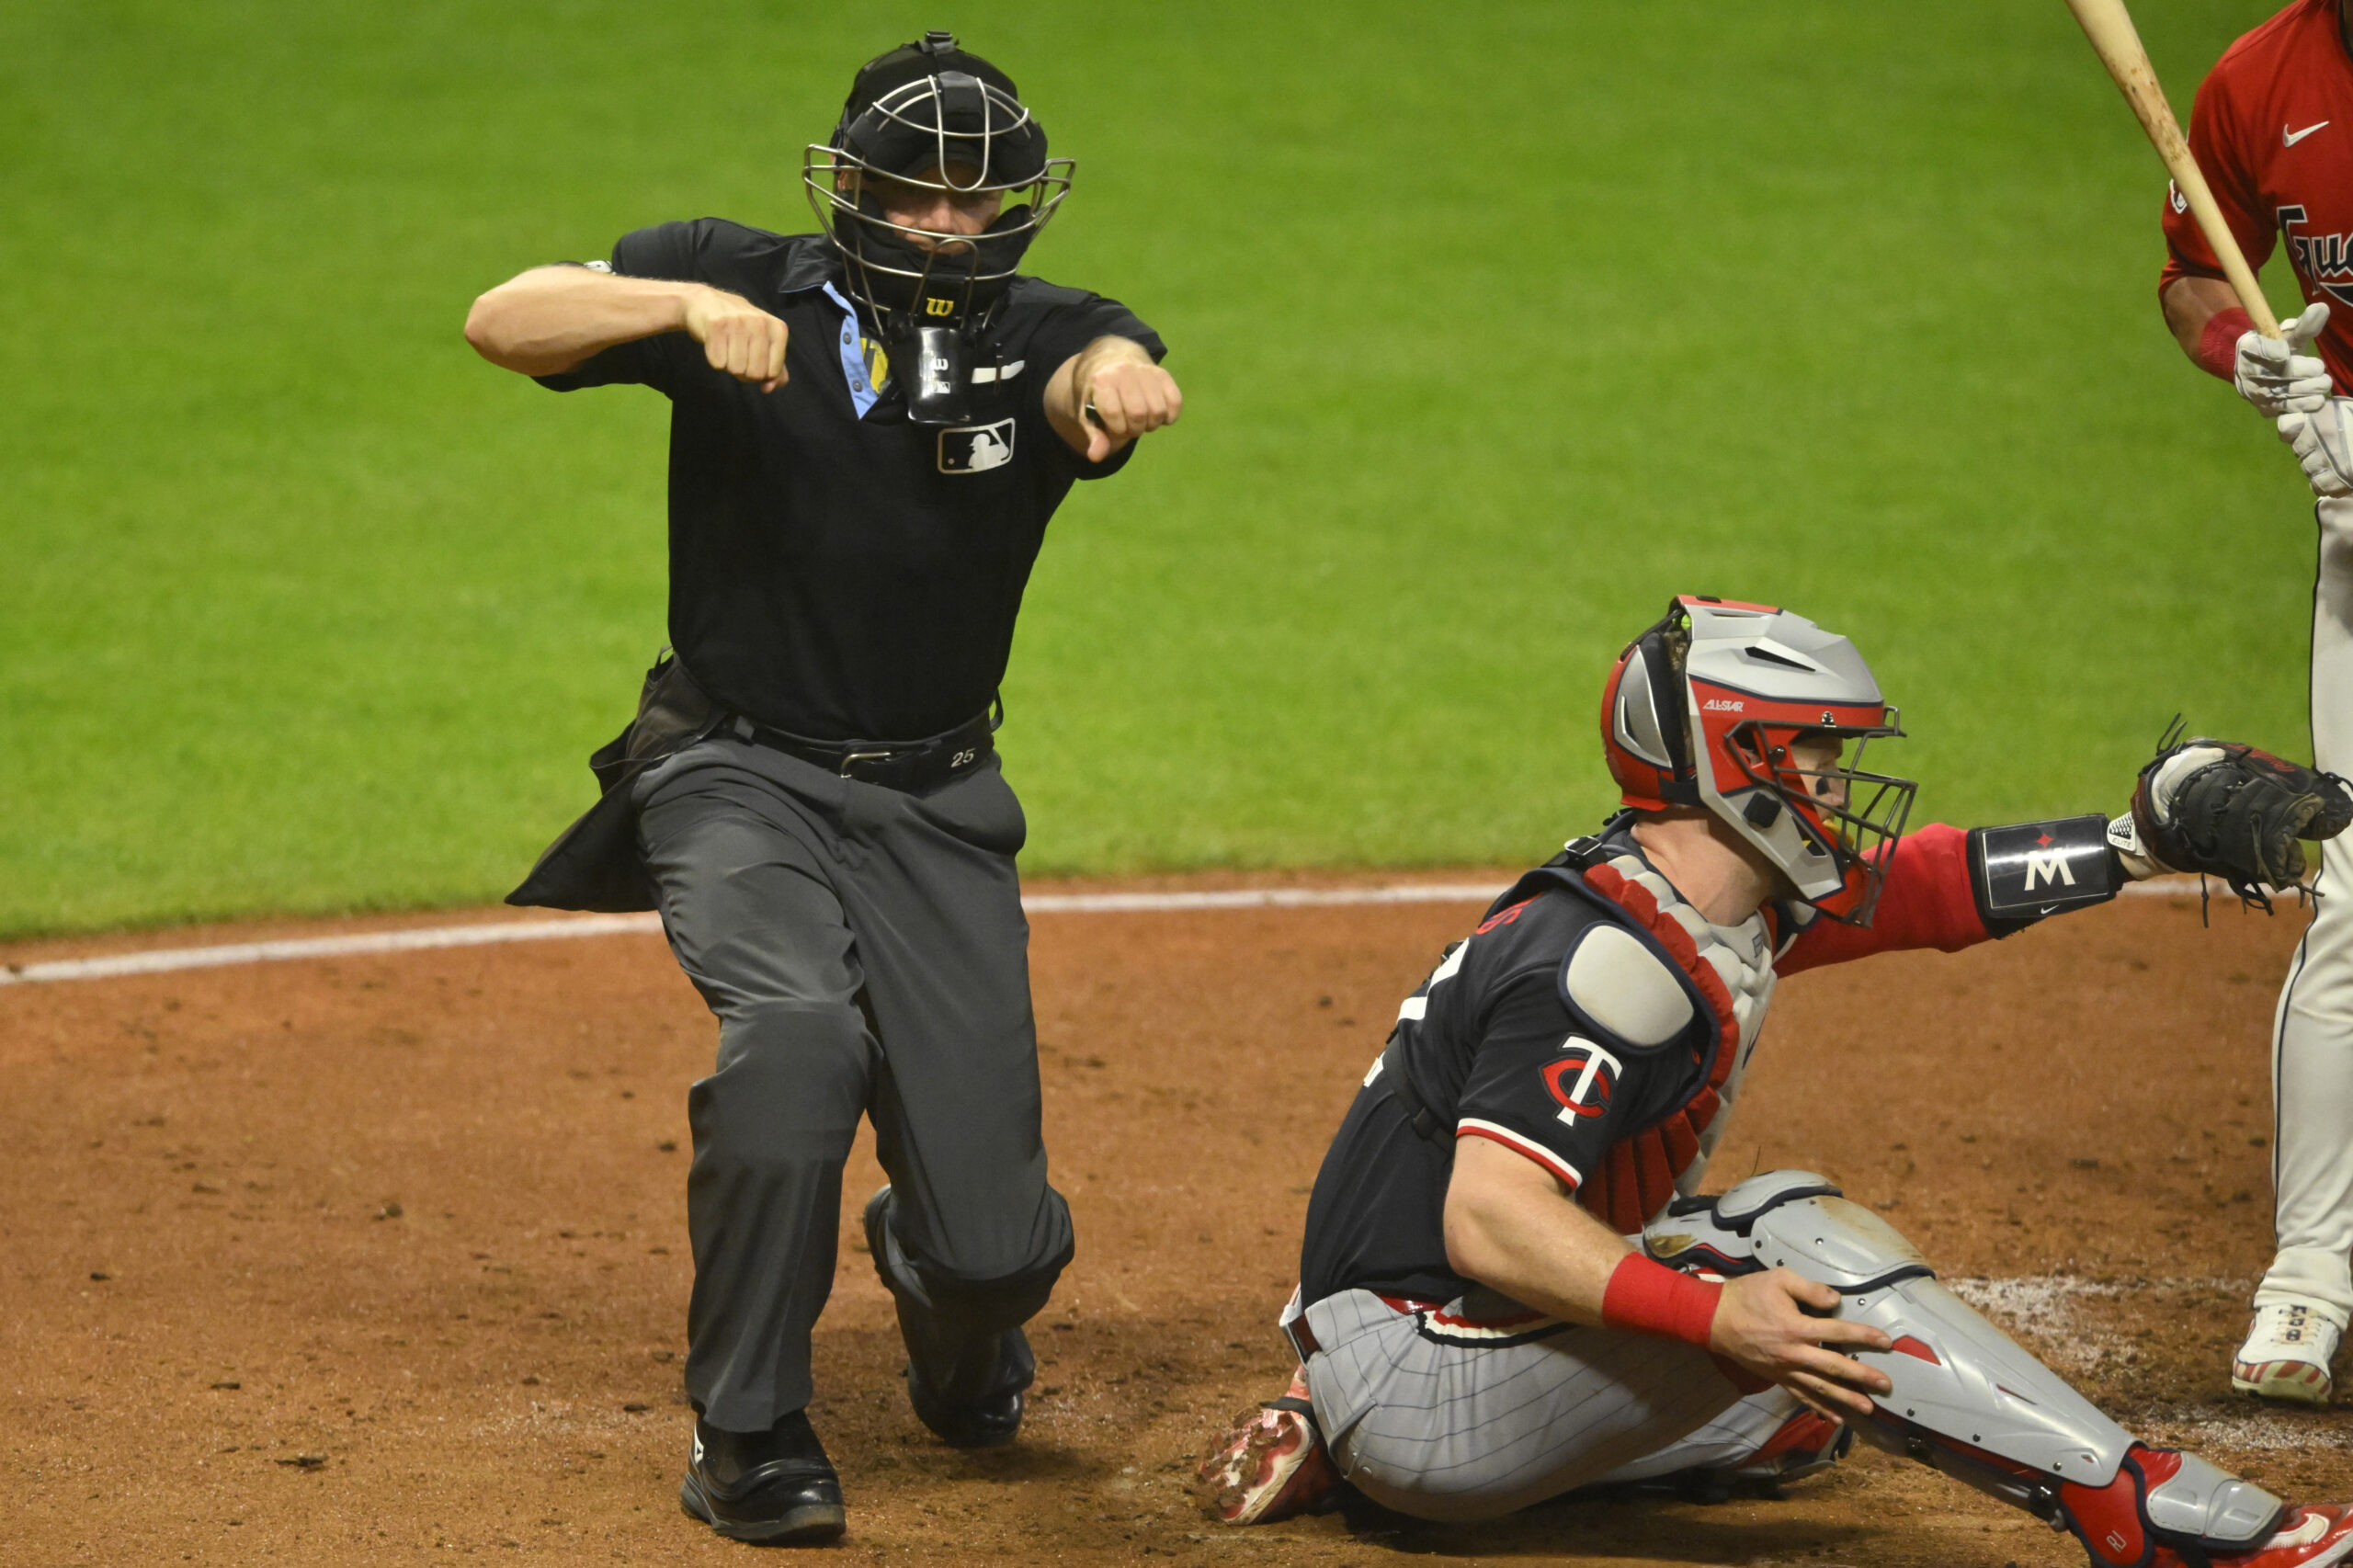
2131;729;2353;908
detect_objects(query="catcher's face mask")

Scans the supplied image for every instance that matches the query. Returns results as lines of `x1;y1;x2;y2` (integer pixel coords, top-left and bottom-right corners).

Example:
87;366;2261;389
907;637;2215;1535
1602;595;1917;925
804;34;1072;422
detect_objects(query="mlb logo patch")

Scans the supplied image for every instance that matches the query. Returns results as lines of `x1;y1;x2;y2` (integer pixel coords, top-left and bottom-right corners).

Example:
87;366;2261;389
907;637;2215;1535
938;419;1016;474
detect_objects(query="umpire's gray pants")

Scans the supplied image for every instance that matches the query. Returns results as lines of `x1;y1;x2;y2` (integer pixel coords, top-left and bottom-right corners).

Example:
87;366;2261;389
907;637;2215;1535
634;737;1073;1432
1301;1289;1802;1521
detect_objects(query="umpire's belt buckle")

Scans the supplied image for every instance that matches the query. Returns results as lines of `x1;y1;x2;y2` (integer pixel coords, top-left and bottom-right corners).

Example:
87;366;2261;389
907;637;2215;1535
837;749;895;779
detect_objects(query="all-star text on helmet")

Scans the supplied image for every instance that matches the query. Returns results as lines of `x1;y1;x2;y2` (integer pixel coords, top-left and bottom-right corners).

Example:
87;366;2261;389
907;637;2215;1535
1601;595;1918;924
802;32;1074;345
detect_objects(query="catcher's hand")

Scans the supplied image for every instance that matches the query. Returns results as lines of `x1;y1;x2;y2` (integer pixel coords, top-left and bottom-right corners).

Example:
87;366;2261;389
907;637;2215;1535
2131;733;2353;904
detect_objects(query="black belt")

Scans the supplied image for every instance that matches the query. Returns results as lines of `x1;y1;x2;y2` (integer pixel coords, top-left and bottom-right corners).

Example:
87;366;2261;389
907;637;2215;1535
1379;1038;1446;1143
728;701;999;794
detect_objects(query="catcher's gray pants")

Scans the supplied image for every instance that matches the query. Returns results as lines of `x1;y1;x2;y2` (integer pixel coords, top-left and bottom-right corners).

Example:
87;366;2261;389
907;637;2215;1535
633;736;1073;1433
1298;1289;1802;1521
2265;491;2353;1326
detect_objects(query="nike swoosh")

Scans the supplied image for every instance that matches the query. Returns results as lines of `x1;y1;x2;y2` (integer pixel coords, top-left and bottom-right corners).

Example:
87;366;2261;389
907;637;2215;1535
2287;120;2331;147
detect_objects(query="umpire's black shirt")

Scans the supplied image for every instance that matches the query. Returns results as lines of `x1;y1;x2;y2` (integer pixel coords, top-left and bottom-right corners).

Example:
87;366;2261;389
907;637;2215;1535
538;219;1165;743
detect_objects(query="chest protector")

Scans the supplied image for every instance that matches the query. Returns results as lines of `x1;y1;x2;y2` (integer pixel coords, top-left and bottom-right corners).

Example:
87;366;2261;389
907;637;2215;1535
1570;849;1779;1233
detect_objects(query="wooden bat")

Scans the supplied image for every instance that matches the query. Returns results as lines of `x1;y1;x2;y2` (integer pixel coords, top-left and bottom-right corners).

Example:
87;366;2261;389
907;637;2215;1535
2063;0;2280;336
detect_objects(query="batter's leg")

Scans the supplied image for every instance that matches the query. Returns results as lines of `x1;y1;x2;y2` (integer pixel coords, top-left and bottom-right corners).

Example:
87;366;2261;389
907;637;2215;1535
2247;492;2353;1401
637;754;878;1435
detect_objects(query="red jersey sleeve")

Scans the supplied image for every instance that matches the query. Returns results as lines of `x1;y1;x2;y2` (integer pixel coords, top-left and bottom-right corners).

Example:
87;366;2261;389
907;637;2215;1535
1775;823;1990;977
2158;54;2279;298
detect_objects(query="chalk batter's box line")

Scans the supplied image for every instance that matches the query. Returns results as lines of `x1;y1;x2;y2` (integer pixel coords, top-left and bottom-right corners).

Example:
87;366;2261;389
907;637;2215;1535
0;876;2211;988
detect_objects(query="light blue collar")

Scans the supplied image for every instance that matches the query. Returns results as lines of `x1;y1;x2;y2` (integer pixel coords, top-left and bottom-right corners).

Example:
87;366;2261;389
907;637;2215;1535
820;282;880;417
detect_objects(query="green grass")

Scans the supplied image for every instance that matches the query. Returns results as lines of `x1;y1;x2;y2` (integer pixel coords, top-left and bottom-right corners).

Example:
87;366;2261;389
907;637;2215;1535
0;0;2321;935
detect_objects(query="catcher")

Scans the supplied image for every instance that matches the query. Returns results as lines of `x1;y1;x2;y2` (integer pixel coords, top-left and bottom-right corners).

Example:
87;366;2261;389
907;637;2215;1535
1202;596;2353;1568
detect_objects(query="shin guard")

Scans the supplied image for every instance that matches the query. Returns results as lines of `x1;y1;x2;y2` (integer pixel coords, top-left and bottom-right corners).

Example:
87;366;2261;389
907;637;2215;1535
1644;1171;2284;1562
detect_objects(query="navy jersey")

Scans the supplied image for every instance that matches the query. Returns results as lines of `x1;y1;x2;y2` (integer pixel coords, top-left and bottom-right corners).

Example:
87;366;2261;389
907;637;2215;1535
1297;821;2006;1313
1297;842;1761;1310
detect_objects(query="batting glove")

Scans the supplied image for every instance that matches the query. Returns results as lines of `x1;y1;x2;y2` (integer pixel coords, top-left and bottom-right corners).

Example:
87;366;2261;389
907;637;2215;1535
2237;303;2334;417
2281;397;2353;498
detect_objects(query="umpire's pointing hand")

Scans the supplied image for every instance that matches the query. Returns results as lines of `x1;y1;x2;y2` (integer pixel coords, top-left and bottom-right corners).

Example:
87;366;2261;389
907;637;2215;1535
1052;335;1182;461
1710;1269;1893;1420
684;286;790;392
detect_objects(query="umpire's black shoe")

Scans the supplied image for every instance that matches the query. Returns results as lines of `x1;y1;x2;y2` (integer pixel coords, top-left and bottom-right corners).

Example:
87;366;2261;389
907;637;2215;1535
864;1185;1037;1449
677;1411;846;1545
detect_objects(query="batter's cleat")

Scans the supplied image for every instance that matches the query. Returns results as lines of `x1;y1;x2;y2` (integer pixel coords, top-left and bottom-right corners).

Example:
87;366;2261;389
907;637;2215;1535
2234;1301;2341;1406
677;1412;846;1546
863;1186;1033;1449
1198;1369;1344;1526
2164;1506;2353;1568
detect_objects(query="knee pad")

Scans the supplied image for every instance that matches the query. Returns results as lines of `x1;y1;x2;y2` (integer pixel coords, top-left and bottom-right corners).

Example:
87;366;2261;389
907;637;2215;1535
1645;1172;2282;1554
867;1187;1070;1339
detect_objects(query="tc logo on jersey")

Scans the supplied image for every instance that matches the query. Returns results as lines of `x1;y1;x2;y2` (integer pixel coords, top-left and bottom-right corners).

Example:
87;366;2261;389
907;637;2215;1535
1543;1038;1622;1123
938;419;1016;474
2279;206;2353;308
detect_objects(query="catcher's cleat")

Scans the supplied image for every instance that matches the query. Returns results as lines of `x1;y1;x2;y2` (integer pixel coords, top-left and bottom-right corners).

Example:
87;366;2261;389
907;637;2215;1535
677;1412;847;1545
1719;1406;1852;1485
1199;1369;1343;1526
1577;1406;1854;1506
2157;1505;2353;1568
2234;1301;2341;1406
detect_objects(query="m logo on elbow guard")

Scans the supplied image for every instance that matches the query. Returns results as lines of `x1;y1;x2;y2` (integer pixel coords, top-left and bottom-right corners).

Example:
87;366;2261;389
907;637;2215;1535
2024;841;2076;891
1975;815;2115;915
938;419;1016;474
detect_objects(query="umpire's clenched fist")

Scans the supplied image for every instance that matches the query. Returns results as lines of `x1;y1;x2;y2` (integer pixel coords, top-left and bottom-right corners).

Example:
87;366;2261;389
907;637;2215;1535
1051;335;1183;462
683;286;790;393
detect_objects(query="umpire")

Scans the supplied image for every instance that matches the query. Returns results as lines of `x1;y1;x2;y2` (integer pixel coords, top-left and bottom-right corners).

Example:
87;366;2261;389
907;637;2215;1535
462;32;1180;1546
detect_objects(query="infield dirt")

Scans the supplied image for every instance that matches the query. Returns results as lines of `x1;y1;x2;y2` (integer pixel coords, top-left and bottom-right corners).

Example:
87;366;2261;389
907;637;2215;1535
4;881;2349;1567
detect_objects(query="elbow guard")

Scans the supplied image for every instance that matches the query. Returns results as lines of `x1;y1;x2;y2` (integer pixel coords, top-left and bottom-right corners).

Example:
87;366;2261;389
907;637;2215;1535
1967;813;2122;936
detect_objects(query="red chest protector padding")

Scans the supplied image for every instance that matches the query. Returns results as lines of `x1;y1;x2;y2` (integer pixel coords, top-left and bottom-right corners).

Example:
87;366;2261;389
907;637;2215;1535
1573;861;1766;1236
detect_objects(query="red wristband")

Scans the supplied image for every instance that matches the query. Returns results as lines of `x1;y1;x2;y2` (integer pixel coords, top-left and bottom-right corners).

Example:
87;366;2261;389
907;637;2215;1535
1600;1255;1722;1348
2193;305;2254;381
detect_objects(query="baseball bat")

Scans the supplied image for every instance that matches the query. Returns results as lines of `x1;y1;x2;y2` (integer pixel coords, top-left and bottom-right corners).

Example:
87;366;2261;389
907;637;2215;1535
2063;0;2280;337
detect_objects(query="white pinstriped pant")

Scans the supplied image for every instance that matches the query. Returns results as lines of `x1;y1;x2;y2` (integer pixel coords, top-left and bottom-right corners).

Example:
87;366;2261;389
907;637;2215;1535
1299;1288;1802;1522
2262;492;2353;1328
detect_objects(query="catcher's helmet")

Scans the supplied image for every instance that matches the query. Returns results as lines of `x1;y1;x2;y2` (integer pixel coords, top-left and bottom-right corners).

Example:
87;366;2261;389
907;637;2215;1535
802;32;1073;337
1601;595;1916;924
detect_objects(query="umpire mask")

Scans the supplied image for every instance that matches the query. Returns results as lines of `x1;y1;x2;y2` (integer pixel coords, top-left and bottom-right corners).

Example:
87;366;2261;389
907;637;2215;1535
803;32;1074;424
